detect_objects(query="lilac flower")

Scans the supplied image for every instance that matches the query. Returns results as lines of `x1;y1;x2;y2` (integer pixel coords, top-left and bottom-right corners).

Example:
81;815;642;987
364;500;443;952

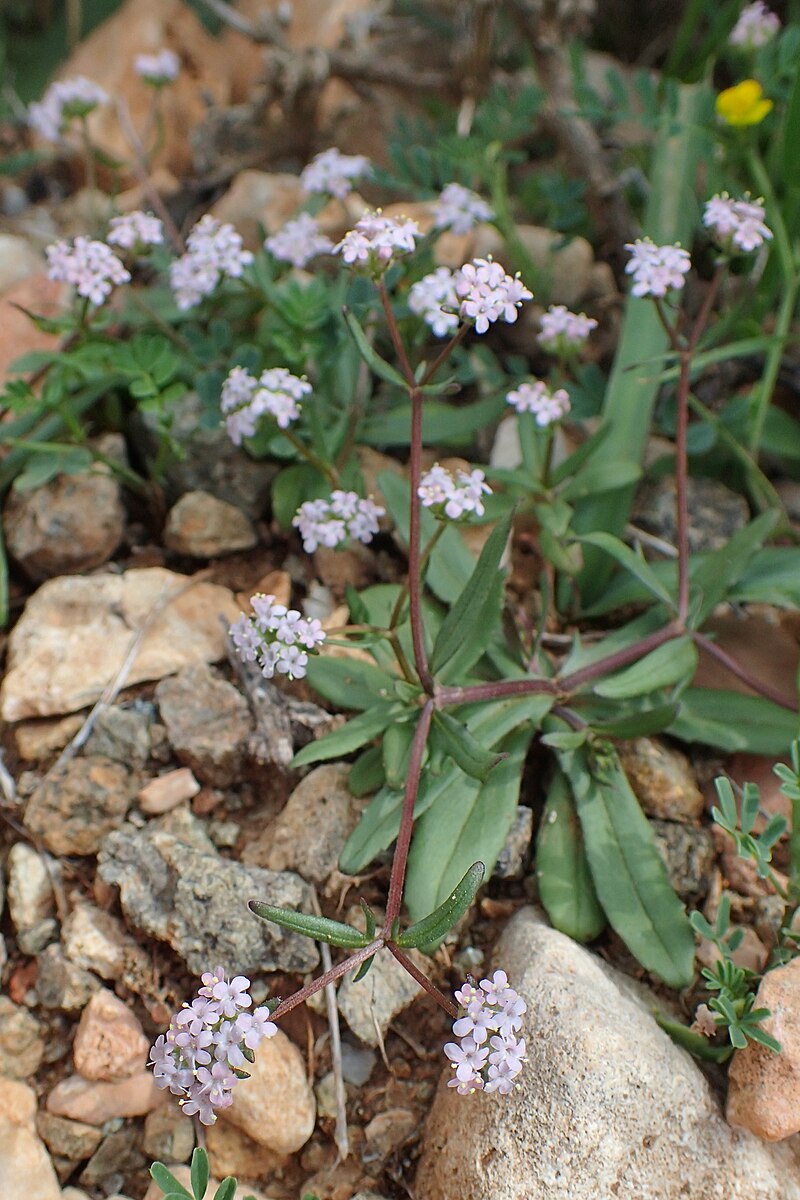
408;267;460;338
538;304;597;354
301;147;372;199
454;257;533;334
703;192;772;254
335;210;421;274
29;77;108;141
418;464;491;521
293;490;385;553
730;2;780;49
220;364;312;444
624;239;691;298
169;215;253;310
230;594;326;681
134;49;181;84
505;379;571;427
445;972;526;1096
107;210;164;251
264;212;334;268
46;236;131;306
432;183;494;235
149;967;278;1125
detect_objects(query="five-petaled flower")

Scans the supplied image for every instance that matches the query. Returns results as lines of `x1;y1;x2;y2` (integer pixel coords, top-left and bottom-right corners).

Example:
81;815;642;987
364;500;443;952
716;79;773;126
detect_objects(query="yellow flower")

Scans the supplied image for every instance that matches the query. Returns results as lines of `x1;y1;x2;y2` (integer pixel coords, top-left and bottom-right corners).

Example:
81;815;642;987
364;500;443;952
716;79;773;126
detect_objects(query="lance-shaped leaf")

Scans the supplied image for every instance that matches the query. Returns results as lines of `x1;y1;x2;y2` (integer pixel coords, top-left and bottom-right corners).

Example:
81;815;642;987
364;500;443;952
593;636;697;699
585;702;680;739
351;954;376;983
398;861;485;949
248;902;372;949
575;531;675;610
431;710;505;782
342;307;408;388
536;767;605;942
212;1182;237;1200
190;1149;209;1200
149;1165;192;1199
689;510;780;627
291;701;405;768
668;689;799;756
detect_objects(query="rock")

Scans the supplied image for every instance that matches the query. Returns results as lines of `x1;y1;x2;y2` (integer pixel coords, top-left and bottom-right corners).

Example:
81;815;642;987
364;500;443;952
164;490;257;558
1;567;241;722
46;1070;163;1125
35;945;101;1011
338;948;425;1047
7;842;55;938
206;1118;285;1179
84;702;153;767
79;1125;143;1186
416;907;800;1199
143;1104;195;1163
209;171;306;251
4;435;126;582
0;1079;62;1200
36;1113;102;1162
63;904;138;980
220;1029;315;1154
24;756;135;856
363;1108;417;1164
436;224;594;307
243;763;362;884
649;819;714;902
0;997;44;1079
14;714;85;761
139;767;201;814
0;273;67;388
341;1039;376;1085
155;664;253;786
73;988;149;1082
617;737;704;822
698;925;769;975
493;806;533;879
0;234;43;293
728;956;800;1139
132;390;275;518
632;475;749;554
97;821;319;975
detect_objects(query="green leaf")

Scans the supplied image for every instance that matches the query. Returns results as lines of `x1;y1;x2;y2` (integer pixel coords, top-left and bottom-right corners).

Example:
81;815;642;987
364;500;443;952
351;953;376;982
382;720;415;790
585;702;680;739
593;636;697;699
248;902;371;949
540;729;588;750
558;459;641;501
668;689;799;755
398;861;486;948
575;532;675;609
271;463;328;529
342;308;408;388
349;745;385;796
431;711;504;782
536;767;606;941
291;702;405;768
304;657;397;711
212;1181;237;1200
190;1149;210;1200
655;1014;732;1062
560;743;695;988
361;391;506;448
549;423;612;486
429;513;511;677
149;1164;193;1199
689;511;780;627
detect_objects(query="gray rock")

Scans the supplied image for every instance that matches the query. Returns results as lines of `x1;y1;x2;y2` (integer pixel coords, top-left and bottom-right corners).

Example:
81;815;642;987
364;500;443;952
0;996;44;1079
36;944;101;1011
164;490;257;558
79;1125;144;1186
19;917;59;956
155;663;253;787
493;806;533;880
36;1112;103;1162
338;948;425;1047
97;821;318;975
24;756;136;856
632;475;749;554
143;1105;195;1163
7;842;54;936
650;819;714;902
61;903;153;995
84;702;153;767
416;907;800;1200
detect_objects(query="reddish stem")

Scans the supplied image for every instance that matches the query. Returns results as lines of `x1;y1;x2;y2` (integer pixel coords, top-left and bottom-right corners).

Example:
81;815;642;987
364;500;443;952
421;322;470;386
386;942;459;1018
384;699;434;929
269;937;384;1022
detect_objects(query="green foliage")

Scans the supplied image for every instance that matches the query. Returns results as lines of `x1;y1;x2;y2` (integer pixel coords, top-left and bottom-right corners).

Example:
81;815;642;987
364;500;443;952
149;1150;256;1200
536;767;606;942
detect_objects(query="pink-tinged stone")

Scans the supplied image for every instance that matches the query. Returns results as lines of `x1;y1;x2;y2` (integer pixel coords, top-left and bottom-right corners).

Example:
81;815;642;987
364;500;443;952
0;1079;62;1200
0;274;67;387
73;988;149;1082
220;1030;315;1154
47;1070;164;1125
139;767;201;814
727;956;800;1140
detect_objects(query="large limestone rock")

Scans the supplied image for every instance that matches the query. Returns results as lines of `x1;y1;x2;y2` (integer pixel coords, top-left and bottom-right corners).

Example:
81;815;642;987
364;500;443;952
0;1079;62;1200
416;908;800;1199
0;567;240;721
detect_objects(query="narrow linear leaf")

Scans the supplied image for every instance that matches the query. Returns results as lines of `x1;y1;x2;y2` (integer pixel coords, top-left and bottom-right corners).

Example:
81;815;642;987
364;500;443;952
575;531;675;609
351;953;375;982
304;656;397;711
248;902;371;949
689;510;780;627
585;702;680;739
291;702;404;768
398;861;486;948
536;767;606;942
655;1014;732;1063
431;711;504;782
668;689;799;755
212;1181;238;1200
342;308;408;388
559;459;641;501
149;1165;193;1199
594;636;697;699
190;1149;210;1200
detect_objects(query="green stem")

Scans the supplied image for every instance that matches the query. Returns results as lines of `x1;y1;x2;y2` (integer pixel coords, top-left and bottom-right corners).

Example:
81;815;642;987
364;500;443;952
281;427;338;488
80;116;100;233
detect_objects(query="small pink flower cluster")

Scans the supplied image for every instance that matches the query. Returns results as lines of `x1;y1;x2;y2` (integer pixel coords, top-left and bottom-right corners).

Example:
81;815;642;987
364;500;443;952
729;2;780;49
149;966;278;1126
220;365;312;444
418;464;491;521
433;183;494;236
444;972;526;1095
170;215;254;310
703;193;772;254
264;213;334;268
293;490;385;553
506;379;571;427
107;210;164;251
301;147;372;199
455;258;533;334
336;211;422;272
29;76;108;141
46;236;131;305
134;48;181;84
230;594;326;680
538;304;597;354
624;238;691;298
408;267;460;337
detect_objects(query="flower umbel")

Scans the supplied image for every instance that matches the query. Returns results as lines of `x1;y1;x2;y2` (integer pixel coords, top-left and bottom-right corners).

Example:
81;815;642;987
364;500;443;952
408;267;460;338
418;464;491;521
335;210;421;275
107;210;165;251
432;183;494;235
29;76;108;141
293;491;385;554
169;215;253;310
46;237;131;306
506;379;571;427
716;79;773;126
230;594;326;681
301;147;372;199
624;238;691;298
454;258;533;334
538;304;597;355
445;971;526;1095
729;3;780;50
220;365;312;444
703;193;772;254
134;49;181;84
264;213;334;268
149;967;278;1125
